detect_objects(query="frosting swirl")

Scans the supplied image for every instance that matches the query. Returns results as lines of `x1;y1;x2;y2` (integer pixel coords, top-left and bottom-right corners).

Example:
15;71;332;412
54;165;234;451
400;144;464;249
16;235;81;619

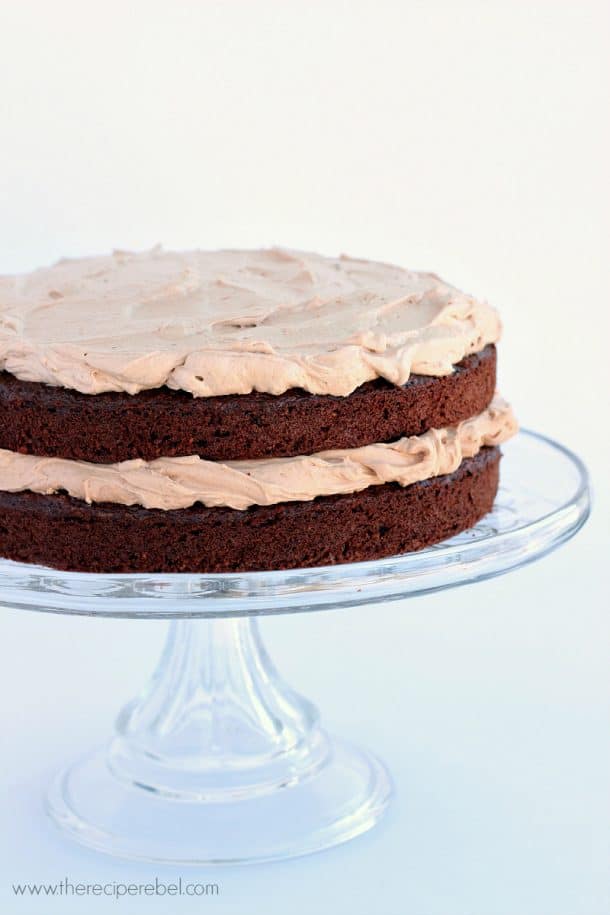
0;247;501;397
0;396;517;510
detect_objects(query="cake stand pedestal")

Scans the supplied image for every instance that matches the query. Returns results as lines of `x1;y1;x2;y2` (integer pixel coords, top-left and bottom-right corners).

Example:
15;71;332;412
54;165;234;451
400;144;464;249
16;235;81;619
0;431;590;864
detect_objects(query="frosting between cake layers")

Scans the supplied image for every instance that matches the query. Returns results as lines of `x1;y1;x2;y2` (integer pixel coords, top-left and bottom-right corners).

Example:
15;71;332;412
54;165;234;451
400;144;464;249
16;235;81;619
0;247;502;397
0;396;517;510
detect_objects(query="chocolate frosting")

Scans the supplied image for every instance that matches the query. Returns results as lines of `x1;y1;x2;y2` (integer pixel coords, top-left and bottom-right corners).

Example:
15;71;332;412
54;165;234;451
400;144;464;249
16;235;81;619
0;247;501;397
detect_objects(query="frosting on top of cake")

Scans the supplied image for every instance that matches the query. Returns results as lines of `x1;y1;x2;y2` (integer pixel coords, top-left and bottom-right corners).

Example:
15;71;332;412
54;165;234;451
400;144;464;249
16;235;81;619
0;396;517;510
0;247;501;397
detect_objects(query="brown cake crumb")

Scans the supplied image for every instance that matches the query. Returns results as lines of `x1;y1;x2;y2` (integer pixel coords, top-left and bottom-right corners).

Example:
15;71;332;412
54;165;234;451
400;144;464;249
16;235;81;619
0;346;496;463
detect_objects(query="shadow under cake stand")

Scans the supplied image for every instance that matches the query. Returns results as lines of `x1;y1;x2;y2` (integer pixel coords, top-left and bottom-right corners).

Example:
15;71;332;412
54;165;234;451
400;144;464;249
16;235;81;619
0;430;590;864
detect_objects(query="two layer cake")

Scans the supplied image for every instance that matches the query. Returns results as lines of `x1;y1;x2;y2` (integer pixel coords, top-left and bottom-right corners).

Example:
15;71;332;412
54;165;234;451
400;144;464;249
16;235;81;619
0;248;517;573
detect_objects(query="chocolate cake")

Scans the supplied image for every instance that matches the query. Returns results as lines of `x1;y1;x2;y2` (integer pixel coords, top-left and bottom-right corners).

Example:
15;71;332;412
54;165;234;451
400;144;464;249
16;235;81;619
0;248;517;573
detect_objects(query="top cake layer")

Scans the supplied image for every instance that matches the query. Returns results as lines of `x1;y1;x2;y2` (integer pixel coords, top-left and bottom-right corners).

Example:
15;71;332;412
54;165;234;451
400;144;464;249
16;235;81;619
0;247;501;397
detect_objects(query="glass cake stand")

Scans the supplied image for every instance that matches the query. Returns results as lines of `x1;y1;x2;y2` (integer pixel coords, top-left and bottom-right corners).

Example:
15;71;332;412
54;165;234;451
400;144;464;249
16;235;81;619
0;430;590;865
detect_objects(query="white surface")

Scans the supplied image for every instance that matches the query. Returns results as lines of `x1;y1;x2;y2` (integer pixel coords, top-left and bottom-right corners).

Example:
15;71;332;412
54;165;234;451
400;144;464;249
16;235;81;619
0;1;608;913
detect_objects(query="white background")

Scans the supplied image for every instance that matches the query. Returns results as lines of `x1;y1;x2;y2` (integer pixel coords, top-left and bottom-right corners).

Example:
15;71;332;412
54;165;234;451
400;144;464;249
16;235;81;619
0;2;608;913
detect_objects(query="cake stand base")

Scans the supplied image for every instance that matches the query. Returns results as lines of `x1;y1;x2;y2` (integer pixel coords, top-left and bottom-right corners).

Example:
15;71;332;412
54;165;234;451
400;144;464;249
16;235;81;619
47;739;390;865
46;618;392;864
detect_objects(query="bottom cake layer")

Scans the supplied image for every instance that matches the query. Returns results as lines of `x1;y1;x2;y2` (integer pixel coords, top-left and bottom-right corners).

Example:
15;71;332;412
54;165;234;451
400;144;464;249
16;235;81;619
0;447;500;574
